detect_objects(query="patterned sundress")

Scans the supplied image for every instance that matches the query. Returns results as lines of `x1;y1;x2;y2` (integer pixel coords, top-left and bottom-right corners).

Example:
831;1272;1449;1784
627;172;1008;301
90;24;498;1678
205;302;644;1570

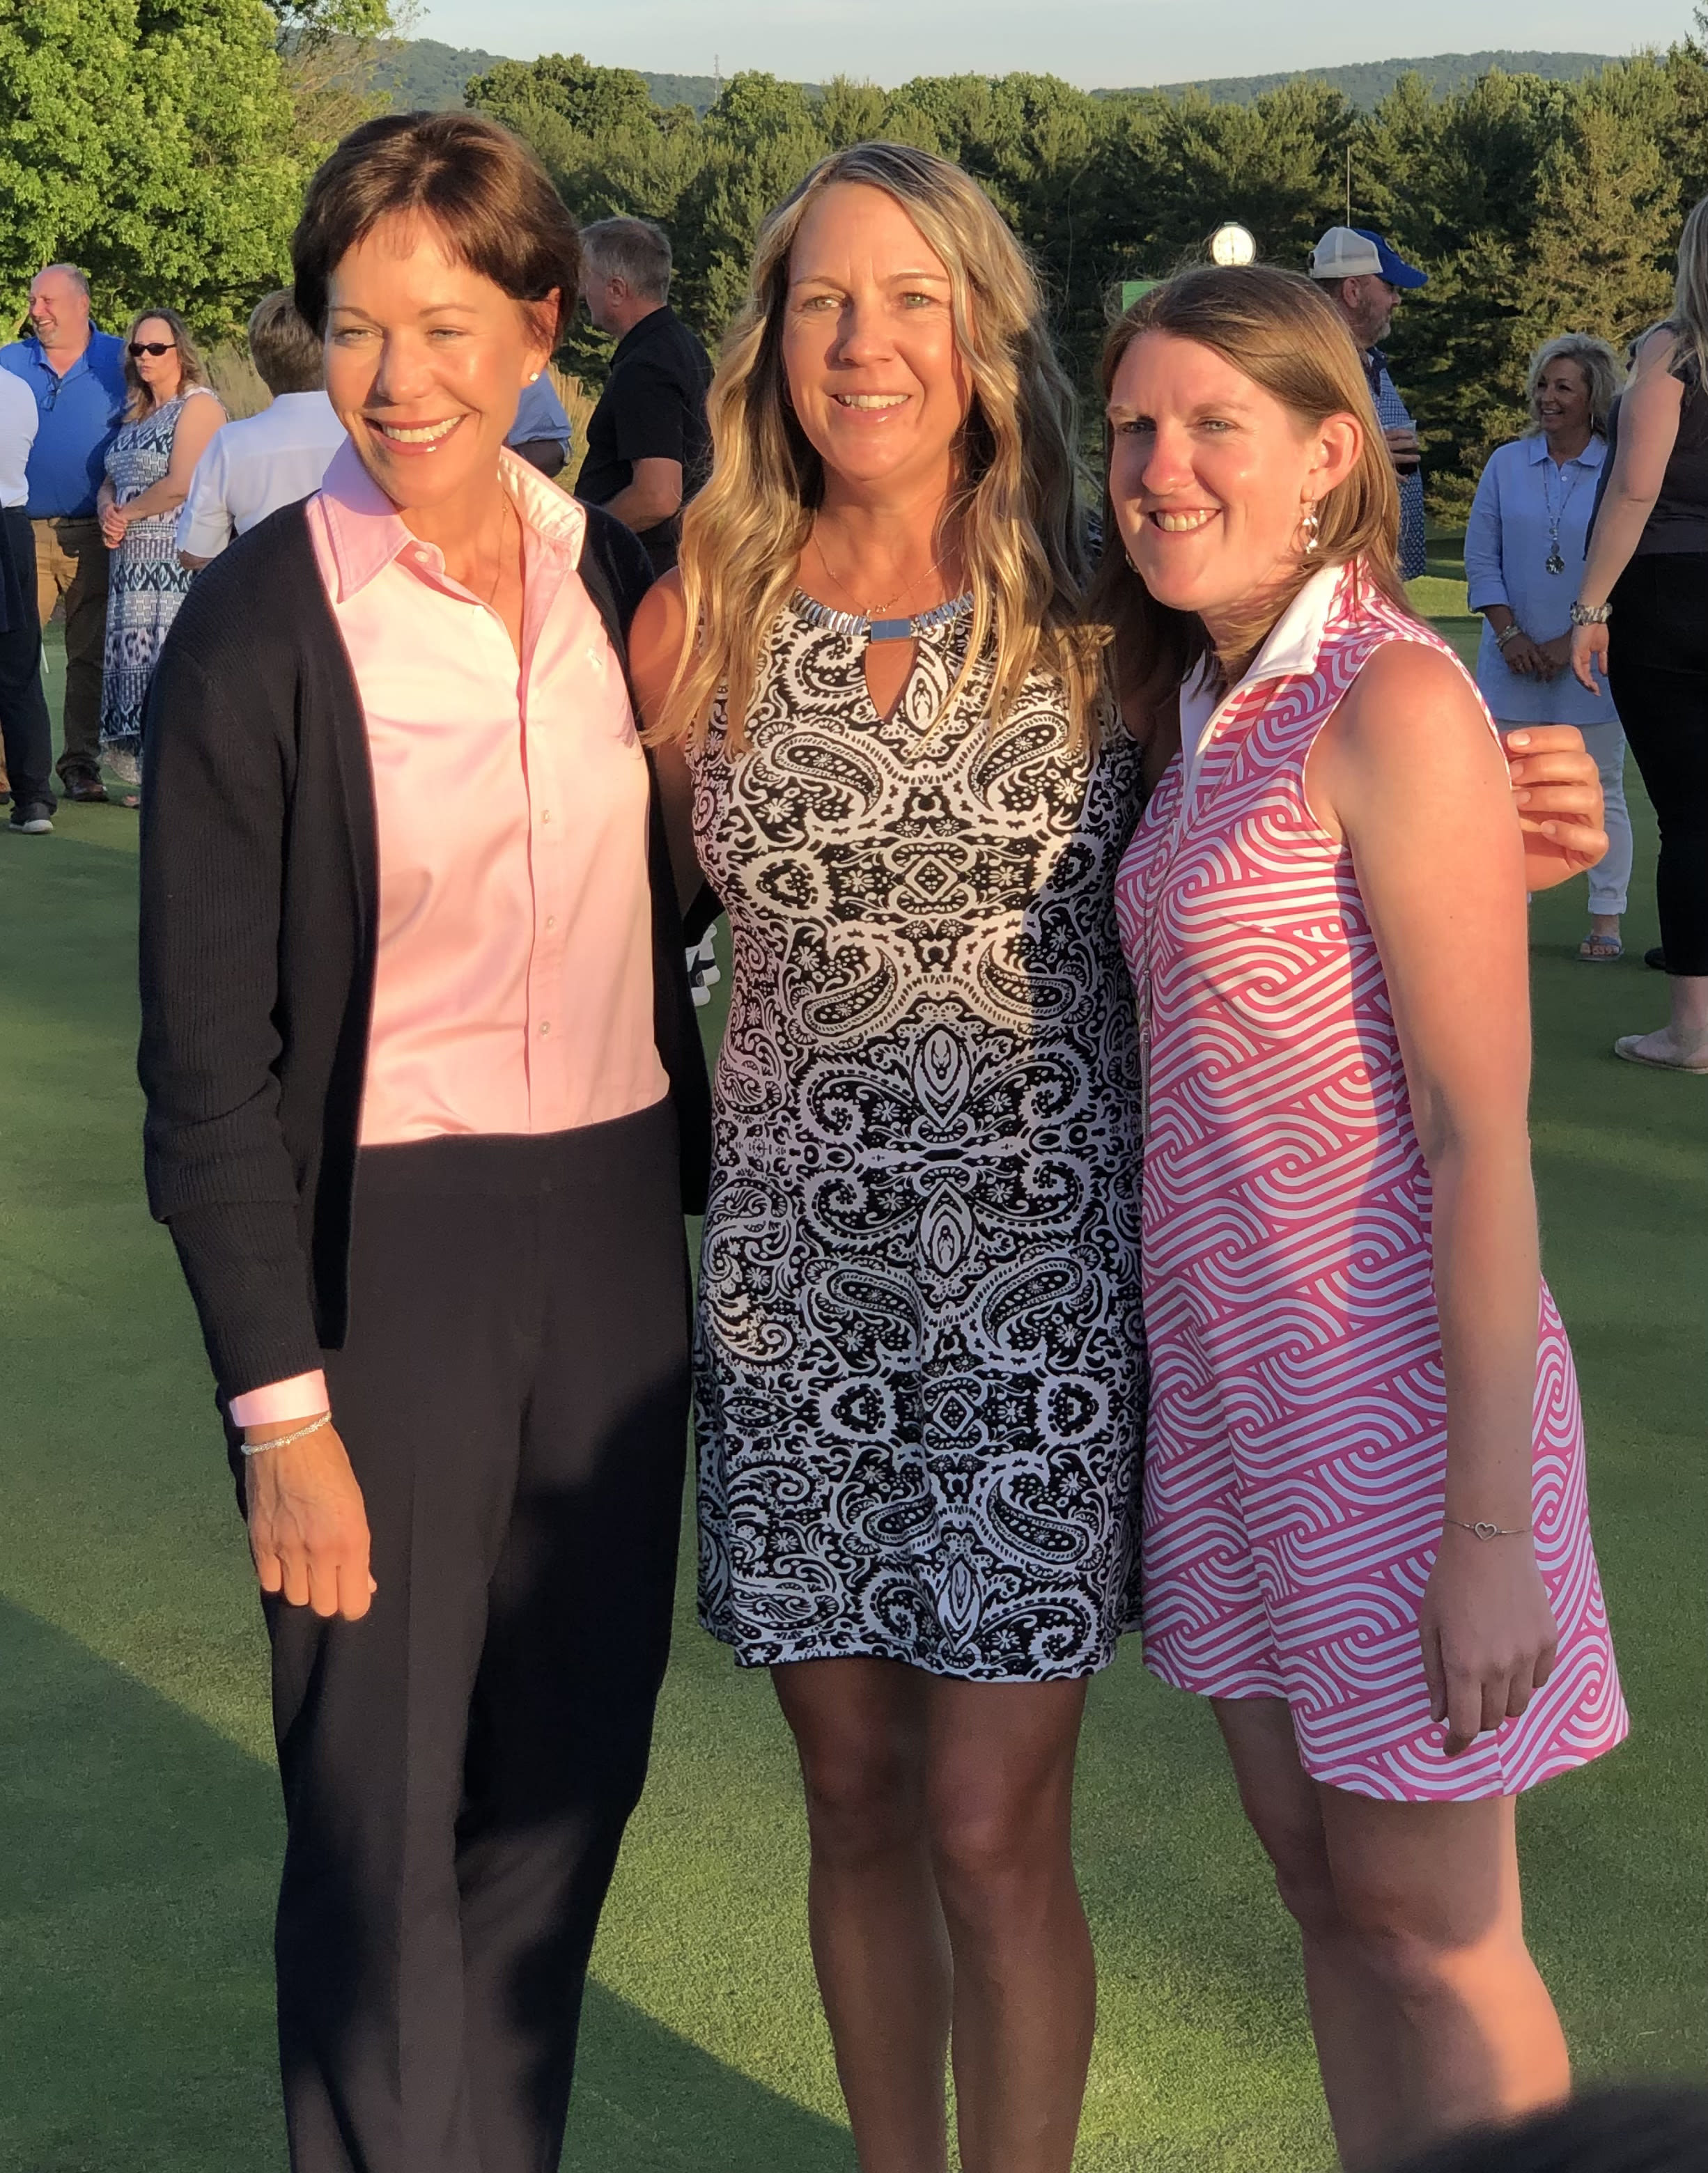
101;386;218;773
1113;560;1628;1799
688;599;1147;1681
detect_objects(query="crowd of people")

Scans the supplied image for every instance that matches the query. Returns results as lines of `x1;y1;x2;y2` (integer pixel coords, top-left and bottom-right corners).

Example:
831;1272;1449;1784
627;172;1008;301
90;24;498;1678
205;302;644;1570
0;215;709;826
3;99;1703;2173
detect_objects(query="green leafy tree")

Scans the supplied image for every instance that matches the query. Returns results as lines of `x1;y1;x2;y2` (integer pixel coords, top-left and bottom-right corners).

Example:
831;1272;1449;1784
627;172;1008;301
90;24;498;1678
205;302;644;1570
1;0;304;342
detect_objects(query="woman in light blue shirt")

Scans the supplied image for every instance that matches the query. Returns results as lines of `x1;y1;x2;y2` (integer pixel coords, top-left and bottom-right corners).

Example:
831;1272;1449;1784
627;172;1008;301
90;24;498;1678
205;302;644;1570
1466;335;1630;959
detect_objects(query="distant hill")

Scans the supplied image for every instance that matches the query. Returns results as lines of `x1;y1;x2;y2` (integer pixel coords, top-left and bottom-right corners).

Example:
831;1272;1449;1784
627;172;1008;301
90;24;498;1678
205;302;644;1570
367;41;732;115
370;42;1622;119
1128;50;1617;108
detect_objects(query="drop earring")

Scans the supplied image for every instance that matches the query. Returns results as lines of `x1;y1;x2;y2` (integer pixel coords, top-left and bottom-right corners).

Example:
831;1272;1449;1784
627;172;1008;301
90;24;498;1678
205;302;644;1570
1301;500;1321;556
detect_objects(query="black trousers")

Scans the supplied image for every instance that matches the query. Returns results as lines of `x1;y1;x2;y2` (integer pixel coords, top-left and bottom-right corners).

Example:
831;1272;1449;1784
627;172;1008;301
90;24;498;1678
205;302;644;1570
1608;552;1708;976
0;506;55;813
249;1104;690;2173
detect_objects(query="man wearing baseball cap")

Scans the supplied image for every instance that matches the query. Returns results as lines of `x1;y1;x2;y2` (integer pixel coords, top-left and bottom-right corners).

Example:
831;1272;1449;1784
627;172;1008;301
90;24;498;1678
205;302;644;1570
1310;226;1429;578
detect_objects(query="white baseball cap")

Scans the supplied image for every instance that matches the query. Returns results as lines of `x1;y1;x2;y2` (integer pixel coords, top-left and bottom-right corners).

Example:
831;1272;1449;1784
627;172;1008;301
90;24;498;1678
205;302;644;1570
1309;226;1427;289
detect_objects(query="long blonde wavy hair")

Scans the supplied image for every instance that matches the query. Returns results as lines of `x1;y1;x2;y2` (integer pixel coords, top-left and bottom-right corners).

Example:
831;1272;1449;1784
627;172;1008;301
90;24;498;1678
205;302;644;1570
1666;193;1708;386
657;140;1103;749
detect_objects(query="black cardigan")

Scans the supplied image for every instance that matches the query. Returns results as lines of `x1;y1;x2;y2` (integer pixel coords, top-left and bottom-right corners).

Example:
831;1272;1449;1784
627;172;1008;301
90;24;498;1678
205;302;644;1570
138;498;711;1405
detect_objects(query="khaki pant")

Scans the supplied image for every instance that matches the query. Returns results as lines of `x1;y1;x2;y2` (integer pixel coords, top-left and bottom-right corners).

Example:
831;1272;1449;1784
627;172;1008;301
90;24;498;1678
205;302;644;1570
33;515;107;784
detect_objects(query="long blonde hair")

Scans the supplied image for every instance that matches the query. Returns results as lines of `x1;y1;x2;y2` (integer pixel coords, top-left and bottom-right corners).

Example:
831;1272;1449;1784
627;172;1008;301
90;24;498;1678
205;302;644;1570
1087;265;1408;711
1668;194;1708;386
658;141;1103;749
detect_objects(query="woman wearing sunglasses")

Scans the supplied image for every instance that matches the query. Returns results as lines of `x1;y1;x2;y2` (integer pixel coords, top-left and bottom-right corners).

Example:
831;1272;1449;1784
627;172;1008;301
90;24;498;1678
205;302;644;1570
97;306;225;799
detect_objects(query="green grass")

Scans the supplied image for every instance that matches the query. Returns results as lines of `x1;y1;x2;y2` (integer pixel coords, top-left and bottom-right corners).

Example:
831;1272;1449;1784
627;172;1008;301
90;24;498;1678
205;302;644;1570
1;612;1702;2172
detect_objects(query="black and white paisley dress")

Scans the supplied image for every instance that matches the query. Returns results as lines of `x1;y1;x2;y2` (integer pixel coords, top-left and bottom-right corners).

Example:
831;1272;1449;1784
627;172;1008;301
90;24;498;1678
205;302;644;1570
689;599;1147;1682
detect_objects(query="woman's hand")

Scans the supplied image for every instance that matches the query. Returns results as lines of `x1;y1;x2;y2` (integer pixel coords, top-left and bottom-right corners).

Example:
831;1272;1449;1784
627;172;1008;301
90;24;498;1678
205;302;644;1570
244;1421;375;1621
1502;726;1609;889
1498;629;1547;677
98;488;128;550
1571;620;1610;692
1532;632;1572;681
1420;1525;1559;1757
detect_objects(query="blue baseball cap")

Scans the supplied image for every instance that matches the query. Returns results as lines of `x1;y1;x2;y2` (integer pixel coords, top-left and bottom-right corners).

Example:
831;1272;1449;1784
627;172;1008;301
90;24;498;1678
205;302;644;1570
1309;226;1427;290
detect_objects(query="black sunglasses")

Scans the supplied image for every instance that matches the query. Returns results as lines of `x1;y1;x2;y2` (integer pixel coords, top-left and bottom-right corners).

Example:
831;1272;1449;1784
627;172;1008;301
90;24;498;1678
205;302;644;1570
128;340;176;358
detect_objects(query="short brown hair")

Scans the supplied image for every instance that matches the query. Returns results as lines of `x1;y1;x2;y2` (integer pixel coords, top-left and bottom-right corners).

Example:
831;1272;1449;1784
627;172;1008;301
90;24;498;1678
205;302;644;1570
580;217;672;302
292;111;580;345
246;289;323;396
1088;263;1407;710
121;306;211;421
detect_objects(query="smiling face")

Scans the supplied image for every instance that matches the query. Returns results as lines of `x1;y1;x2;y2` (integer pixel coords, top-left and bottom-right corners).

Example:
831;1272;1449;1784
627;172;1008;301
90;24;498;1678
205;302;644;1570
1107;330;1362;641
1533;356;1592;443
323;213;554;520
29;267;91;353
780;180;972;501
130;316;183;405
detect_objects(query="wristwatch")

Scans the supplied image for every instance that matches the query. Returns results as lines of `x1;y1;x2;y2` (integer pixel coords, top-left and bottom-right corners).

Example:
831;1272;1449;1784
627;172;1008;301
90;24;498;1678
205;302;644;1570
1569;600;1613;625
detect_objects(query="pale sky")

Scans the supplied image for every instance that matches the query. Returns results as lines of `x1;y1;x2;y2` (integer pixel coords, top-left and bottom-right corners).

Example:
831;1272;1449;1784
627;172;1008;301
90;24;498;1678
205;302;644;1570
410;0;1694;85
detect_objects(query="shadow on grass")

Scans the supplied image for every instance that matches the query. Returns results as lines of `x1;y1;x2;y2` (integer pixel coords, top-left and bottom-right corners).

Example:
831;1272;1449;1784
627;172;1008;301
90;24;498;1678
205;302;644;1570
0;1600;851;2173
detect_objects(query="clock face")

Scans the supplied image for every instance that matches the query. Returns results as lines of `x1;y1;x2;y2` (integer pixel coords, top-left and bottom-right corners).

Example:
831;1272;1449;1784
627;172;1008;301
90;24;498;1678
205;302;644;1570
1210;223;1257;267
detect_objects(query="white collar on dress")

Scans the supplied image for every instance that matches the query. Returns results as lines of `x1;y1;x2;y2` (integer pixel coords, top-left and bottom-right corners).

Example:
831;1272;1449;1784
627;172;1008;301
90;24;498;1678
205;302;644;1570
1178;561;1346;784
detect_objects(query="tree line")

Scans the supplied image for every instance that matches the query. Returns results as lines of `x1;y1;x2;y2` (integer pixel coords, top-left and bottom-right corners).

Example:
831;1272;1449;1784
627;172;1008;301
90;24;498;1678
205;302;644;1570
6;6;1707;518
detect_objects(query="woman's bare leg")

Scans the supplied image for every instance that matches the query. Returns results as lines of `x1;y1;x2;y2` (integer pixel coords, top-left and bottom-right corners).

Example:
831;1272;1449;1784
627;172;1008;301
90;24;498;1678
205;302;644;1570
772;1658;952;2173
926;1678;1094;2173
1216;1697;1569;2169
1319;1782;1569;2158
1216;1699;1402;2169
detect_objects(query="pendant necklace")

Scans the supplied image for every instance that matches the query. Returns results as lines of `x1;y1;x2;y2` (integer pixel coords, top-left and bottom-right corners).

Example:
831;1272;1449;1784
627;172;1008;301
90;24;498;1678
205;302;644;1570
805;530;959;643
1540;453;1583;576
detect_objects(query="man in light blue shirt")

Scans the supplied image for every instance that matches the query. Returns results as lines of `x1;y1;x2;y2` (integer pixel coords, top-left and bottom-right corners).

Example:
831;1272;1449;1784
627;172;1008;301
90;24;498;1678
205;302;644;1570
0;264;128;798
506;373;573;479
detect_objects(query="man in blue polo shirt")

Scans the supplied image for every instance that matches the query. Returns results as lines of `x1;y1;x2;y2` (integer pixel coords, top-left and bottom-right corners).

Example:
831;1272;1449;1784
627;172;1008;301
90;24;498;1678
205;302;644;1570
1310;226;1429;582
0;263;127;800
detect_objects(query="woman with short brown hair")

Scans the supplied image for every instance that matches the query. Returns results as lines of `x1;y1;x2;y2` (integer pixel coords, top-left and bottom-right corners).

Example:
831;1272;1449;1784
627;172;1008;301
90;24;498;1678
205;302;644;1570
139;111;709;2173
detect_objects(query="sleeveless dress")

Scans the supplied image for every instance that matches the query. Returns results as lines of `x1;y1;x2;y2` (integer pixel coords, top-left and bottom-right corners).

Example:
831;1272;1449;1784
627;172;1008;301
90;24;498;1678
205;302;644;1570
102;386;217;773
1112;561;1628;1799
688;599;1147;1681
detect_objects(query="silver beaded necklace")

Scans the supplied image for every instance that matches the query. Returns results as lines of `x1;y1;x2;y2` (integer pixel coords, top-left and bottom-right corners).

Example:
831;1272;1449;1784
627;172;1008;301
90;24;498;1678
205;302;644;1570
792;589;975;644
1540;453;1585;576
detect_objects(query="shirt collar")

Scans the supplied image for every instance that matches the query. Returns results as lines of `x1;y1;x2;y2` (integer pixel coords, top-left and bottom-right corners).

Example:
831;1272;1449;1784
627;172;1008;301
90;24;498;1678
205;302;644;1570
1236;559;1347;691
313;436;587;603
1525;430;1607;469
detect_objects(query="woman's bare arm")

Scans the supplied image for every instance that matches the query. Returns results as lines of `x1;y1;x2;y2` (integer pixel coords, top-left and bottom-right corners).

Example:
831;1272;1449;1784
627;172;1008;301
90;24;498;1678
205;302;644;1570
1574;327;1683;689
111;393;228;527
1308;644;1559;1758
629;570;705;914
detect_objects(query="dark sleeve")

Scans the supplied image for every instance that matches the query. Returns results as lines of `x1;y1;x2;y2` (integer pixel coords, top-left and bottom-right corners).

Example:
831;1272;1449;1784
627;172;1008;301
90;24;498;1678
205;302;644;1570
607;361;688;468
511;437;566;480
137;595;322;1401
578;501;656;632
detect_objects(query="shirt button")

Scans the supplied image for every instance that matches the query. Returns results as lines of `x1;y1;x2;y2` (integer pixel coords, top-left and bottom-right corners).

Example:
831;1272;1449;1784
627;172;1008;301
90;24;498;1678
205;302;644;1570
541;808;552;823
538;1020;551;1036
545;915;557;930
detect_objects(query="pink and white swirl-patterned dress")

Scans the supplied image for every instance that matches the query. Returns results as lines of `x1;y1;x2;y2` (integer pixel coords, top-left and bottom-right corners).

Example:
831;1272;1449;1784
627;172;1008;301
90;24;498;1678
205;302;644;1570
1113;561;1628;1800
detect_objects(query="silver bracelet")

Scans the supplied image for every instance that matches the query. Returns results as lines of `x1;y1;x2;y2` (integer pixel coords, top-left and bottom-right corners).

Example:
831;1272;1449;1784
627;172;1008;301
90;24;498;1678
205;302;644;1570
1445;1517;1532;1541
240;1410;332;1457
1493;622;1523;648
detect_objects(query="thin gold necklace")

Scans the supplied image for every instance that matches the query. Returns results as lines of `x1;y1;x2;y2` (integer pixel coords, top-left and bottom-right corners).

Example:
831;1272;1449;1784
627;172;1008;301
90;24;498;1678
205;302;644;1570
481;496;516;609
809;528;947;620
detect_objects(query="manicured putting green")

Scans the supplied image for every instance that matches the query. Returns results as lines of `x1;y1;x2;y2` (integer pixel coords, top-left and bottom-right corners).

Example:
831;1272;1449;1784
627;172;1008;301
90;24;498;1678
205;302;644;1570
1;609;1701;2171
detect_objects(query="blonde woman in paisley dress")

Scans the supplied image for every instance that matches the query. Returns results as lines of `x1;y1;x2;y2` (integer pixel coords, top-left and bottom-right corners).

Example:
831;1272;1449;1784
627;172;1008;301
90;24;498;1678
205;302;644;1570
631;143;1150;2170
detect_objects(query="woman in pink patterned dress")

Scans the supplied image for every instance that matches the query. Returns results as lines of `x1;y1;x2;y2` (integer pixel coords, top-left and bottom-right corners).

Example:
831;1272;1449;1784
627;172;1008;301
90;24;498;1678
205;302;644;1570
1103;267;1628;2169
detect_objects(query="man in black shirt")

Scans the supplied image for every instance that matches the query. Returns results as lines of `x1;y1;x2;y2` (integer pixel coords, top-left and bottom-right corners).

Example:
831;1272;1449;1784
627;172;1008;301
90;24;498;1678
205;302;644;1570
576;217;713;573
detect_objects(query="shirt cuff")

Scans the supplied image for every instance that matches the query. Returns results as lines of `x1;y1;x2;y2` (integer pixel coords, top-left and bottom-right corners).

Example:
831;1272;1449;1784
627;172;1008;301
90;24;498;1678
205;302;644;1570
228;1370;330;1429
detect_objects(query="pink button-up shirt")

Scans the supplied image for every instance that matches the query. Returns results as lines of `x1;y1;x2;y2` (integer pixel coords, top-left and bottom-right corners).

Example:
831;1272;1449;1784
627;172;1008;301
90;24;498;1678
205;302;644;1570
230;441;667;1428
